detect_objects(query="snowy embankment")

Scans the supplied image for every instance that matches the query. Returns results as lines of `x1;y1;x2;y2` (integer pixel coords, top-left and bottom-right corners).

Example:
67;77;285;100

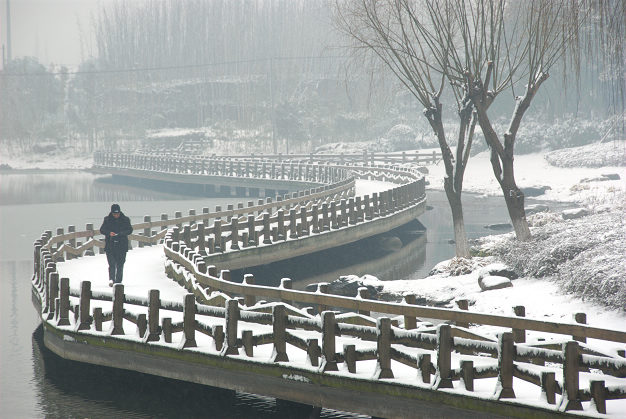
344;141;626;328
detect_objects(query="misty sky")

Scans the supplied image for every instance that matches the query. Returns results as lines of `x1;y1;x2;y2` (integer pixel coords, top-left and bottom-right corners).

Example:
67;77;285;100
0;0;99;69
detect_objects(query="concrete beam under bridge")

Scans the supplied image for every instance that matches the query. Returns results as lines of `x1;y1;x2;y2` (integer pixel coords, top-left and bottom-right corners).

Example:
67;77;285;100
39;319;560;419
91;166;318;194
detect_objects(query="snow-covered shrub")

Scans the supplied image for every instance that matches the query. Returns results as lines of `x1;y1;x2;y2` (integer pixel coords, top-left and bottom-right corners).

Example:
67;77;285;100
478;208;626;310
545;141;626;168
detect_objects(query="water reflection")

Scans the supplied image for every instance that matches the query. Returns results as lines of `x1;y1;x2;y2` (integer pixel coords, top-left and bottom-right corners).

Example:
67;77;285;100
0;172;193;205
233;220;427;290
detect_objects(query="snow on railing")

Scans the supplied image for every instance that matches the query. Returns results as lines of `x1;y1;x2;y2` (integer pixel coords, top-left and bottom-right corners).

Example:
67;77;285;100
31;152;626;416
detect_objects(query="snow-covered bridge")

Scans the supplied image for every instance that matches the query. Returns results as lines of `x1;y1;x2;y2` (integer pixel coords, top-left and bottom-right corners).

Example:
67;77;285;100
31;152;626;418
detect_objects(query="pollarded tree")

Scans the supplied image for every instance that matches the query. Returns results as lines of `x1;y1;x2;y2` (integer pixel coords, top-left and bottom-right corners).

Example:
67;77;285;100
336;0;590;242
335;0;501;257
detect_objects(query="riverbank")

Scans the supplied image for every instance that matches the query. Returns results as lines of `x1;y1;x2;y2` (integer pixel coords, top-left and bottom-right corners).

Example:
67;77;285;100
347;143;625;327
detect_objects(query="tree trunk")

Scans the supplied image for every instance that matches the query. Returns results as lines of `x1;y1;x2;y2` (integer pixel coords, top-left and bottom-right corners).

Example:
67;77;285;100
444;178;470;258
490;151;532;241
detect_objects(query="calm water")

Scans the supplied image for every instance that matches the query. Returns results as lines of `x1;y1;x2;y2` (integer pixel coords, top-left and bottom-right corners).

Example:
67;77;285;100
0;171;558;418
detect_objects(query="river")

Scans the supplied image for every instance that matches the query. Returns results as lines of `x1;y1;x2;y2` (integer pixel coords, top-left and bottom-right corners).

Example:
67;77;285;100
0;170;558;418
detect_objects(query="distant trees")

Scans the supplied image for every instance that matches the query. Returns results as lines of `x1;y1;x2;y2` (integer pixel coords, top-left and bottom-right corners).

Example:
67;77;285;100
336;0;607;243
0;57;64;145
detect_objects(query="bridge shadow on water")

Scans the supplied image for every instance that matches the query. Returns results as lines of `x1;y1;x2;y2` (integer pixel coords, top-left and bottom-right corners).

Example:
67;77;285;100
231;219;427;292
31;326;368;419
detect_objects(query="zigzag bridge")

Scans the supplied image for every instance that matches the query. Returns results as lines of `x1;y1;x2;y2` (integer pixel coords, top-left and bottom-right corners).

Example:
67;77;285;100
32;151;626;418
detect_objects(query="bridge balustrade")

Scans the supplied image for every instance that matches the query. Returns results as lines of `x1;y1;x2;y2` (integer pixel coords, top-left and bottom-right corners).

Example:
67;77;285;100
31;152;626;416
31;244;626;415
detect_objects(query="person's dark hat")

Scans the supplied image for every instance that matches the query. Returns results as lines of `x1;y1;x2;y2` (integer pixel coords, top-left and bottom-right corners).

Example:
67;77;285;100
111;204;121;213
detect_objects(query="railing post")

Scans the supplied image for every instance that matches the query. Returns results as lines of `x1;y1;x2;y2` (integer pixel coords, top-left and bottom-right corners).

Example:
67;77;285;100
271;304;289;362
460;360;474;391
560;341;583;411
76;281;91;331
143;215;151;246
434;324;452;388
512;305;526;343
344;344;356;373
573;312;587;343
456;299;469;328
299;207;308;236
307;339;320;367
242;330;254;357
417;353;432;384
230;217;239;250
57;277;71;326
590;380;606;414
541;371;556;405
221;299;239;356
162;318;172;343
321;311;338;372
110;283;125;335
357;287;370;316
247;214;256;245
373;317;394;379
403;294;417;329
495;332;516;399
181;293;197;348
243;274;256;307
288;209;298;239
46;273;59;320
85;223;95;255
321;203;330;231
146;289;161;342
262;212;272;244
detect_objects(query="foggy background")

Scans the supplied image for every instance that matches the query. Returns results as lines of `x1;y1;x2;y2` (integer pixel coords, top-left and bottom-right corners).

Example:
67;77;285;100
0;0;622;161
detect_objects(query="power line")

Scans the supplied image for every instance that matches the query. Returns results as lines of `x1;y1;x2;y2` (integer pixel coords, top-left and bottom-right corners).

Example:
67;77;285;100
0;55;348;77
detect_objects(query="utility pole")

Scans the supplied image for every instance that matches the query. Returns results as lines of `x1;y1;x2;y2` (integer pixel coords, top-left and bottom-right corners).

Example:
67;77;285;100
6;0;12;63
269;56;277;154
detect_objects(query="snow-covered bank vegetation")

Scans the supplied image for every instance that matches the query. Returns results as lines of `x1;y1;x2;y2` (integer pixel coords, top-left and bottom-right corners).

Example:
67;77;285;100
476;201;625;310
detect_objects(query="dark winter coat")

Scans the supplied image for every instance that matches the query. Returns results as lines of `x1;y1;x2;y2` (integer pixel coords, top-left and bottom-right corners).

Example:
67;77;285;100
99;212;133;255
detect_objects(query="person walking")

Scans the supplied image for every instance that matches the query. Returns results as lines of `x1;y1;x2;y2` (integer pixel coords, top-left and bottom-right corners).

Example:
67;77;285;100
100;203;133;287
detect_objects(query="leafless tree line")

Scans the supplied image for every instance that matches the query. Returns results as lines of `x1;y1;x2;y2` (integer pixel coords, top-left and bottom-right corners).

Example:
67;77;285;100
335;0;625;251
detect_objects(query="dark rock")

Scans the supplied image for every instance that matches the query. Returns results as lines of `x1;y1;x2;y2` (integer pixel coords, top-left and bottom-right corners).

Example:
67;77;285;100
426;205;434;211
562;208;589;220
0;163;12;170
478;275;513;291
484;223;513;230
525;204;549;214
602;173;620;180
309;275;383;297
478;263;519;280
447;239;455;244
521;186;551;197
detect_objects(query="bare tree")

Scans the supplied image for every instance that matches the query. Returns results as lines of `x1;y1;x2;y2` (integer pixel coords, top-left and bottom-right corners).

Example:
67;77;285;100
335;0;486;257
336;0;592;242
